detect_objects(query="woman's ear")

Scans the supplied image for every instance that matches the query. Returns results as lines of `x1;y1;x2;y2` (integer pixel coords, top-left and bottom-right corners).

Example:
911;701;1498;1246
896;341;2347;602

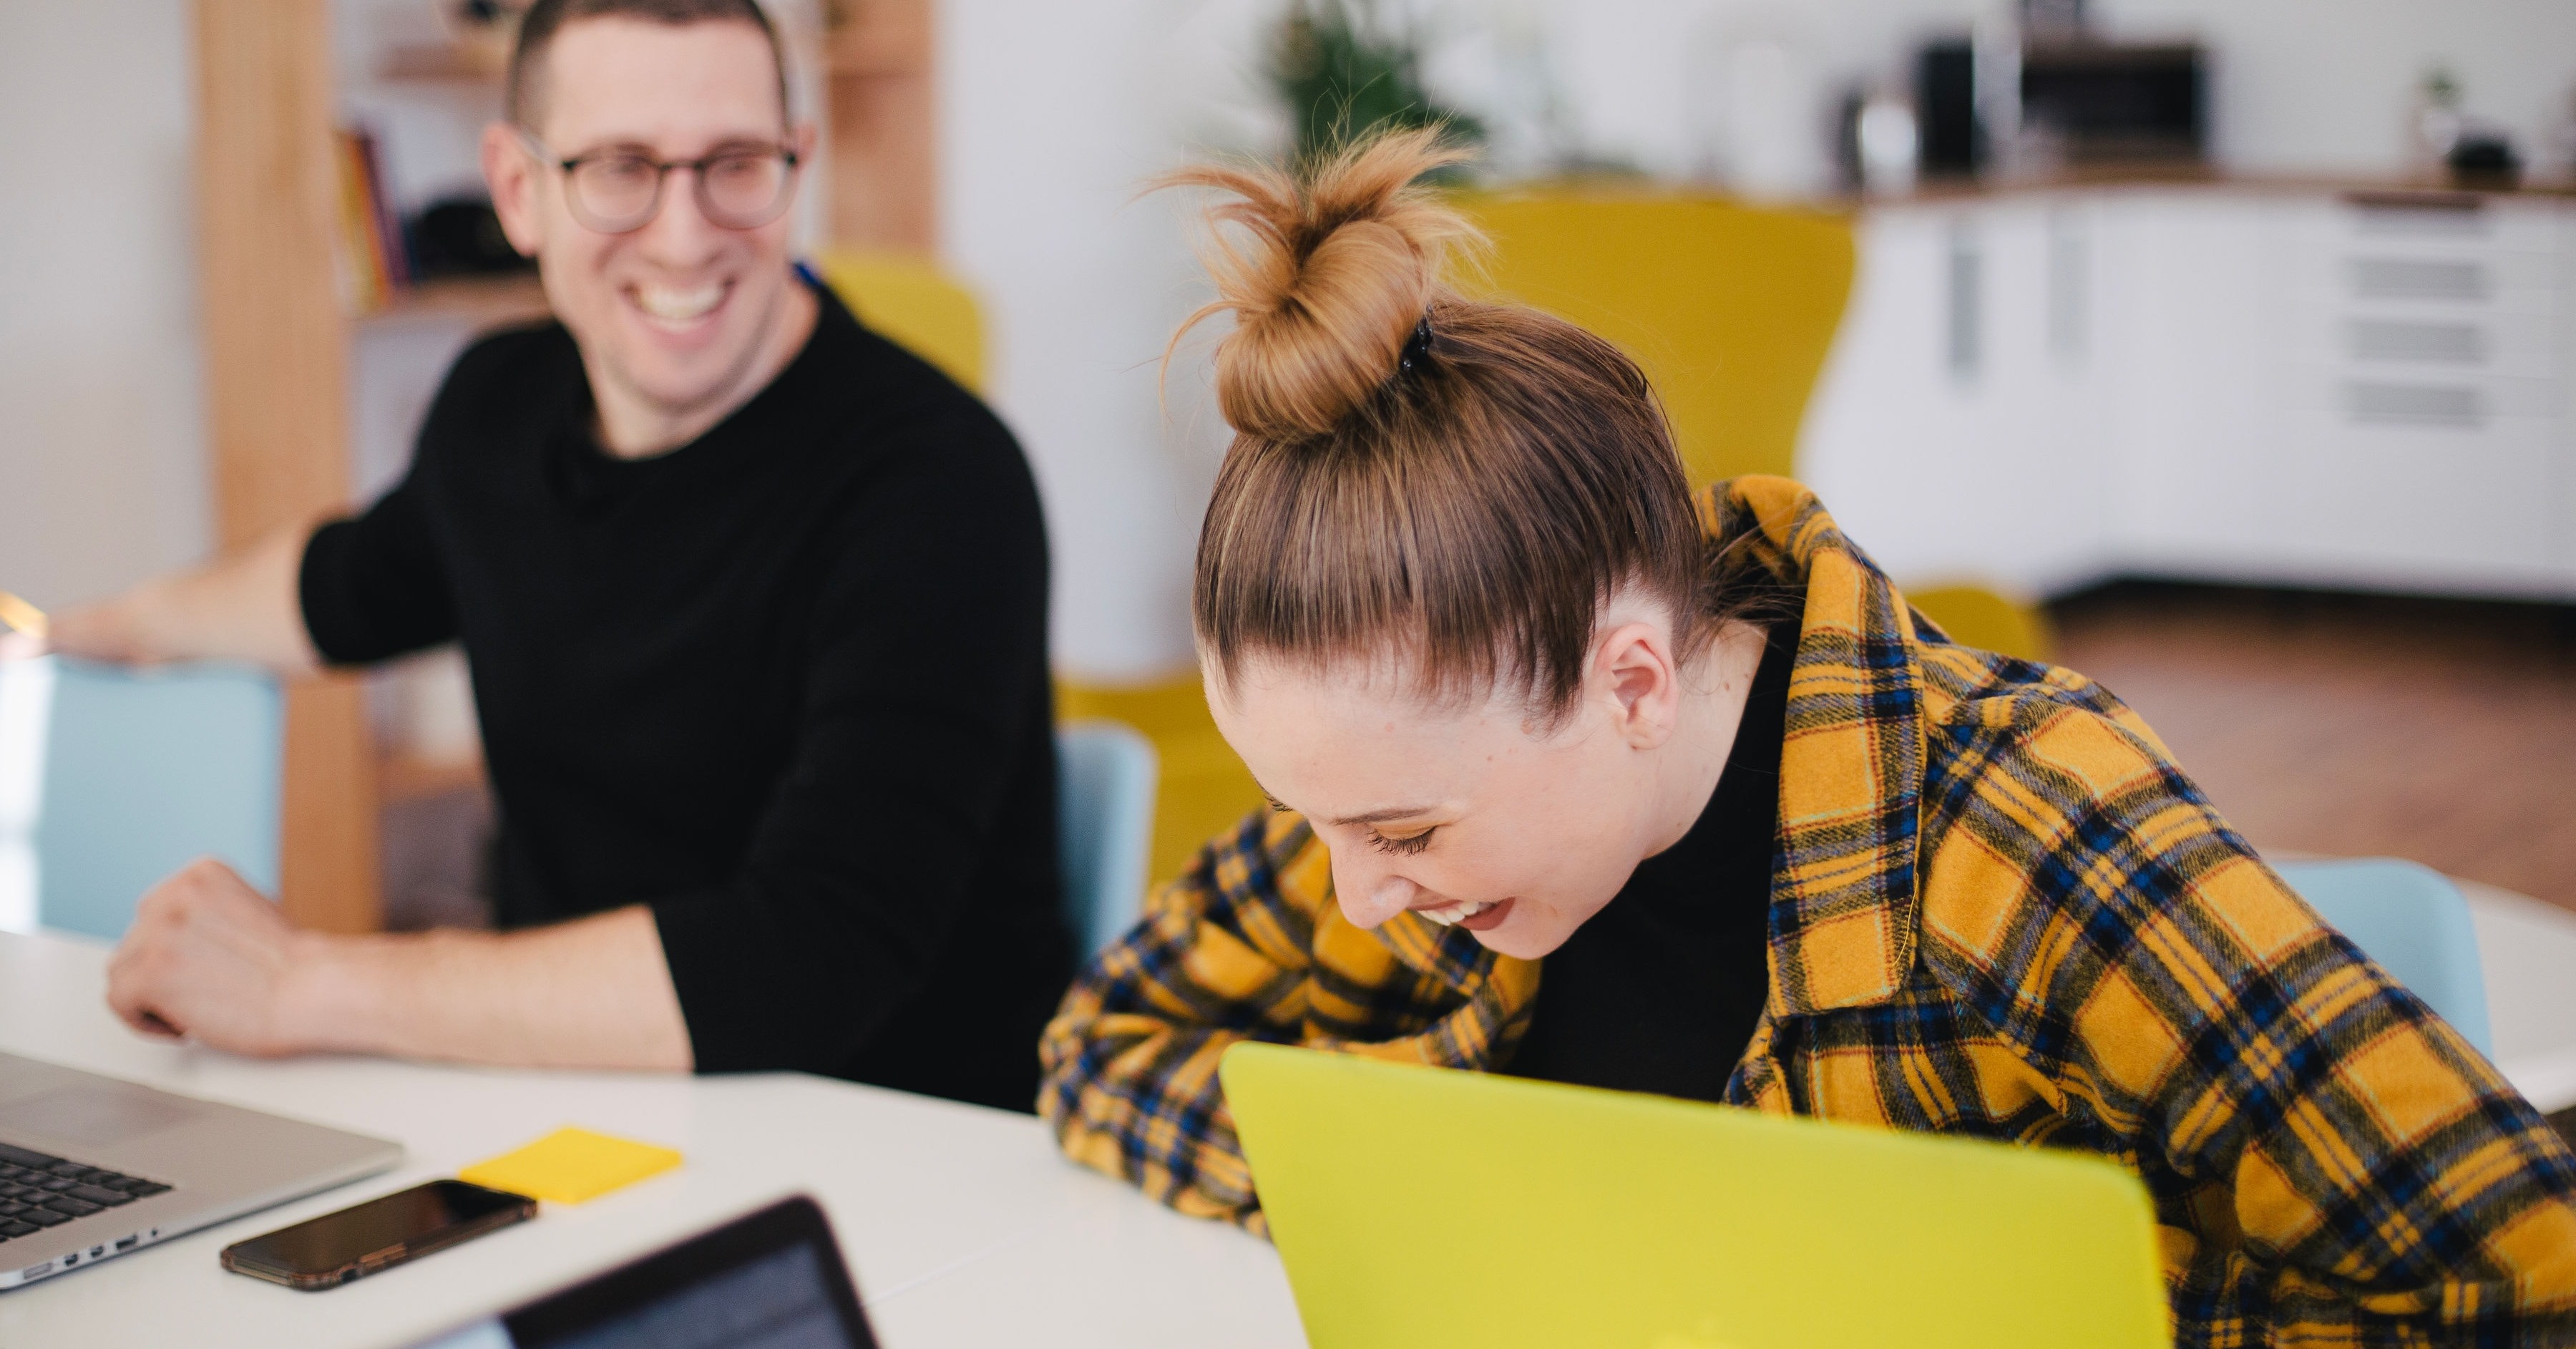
1591;621;1682;750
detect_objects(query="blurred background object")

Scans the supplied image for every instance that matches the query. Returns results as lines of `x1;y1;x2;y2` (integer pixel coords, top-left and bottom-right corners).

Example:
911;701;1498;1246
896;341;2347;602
2016;40;2205;168
1269;0;1483;166
407;197;530;278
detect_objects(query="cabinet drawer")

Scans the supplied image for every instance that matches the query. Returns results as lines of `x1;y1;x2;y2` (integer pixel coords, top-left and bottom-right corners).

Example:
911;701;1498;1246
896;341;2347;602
2289;248;2558;318
2286;311;2560;380
2328;193;2564;255
2284;404;2557;583
2280;368;2561;426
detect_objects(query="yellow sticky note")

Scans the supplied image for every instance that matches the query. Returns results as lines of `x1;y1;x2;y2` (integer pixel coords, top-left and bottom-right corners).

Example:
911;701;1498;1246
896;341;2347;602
459;1126;682;1204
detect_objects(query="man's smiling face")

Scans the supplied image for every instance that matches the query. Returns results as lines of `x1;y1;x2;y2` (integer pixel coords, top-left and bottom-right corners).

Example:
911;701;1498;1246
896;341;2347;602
490;16;806;437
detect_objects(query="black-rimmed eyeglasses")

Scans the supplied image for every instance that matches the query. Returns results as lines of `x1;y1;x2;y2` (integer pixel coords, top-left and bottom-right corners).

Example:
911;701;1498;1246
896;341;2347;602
515;129;801;234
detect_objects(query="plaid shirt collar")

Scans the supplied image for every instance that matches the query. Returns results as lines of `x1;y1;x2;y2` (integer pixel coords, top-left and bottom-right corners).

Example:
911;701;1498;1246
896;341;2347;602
1703;476;1928;1017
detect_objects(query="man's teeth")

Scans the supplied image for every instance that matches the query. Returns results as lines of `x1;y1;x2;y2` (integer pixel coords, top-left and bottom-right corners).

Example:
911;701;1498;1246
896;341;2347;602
1417;899;1496;927
635;283;723;321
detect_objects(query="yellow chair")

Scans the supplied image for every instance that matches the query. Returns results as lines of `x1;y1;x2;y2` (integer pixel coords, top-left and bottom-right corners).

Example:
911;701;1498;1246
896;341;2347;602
1458;193;2057;666
814;249;986;393
1906;583;2059;663
1455;189;1855;486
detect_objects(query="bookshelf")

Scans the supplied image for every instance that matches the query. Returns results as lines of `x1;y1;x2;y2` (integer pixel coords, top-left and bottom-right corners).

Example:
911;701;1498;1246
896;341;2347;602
193;0;941;931
358;273;553;330
194;1;381;934
823;0;937;252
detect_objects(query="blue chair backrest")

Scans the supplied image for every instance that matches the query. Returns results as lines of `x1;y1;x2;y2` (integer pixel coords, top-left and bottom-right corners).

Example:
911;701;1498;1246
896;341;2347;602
2273;857;2492;1056
1058;720;1158;959
0;658;283;940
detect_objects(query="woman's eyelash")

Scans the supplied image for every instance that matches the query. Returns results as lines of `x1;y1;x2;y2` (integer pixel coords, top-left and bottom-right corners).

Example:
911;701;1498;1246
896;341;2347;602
1369;829;1437;856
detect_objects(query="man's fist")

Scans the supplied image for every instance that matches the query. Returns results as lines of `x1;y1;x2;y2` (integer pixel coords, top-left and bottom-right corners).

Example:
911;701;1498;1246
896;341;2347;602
105;859;314;1057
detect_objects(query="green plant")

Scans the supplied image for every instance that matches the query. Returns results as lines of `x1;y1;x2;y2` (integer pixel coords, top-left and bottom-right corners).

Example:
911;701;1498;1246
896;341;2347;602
1269;0;1484;167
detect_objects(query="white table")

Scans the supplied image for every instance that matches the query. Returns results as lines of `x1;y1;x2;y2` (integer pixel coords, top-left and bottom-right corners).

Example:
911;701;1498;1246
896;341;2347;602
2462;881;2576;1116
4;885;2565;1348
0;930;1304;1348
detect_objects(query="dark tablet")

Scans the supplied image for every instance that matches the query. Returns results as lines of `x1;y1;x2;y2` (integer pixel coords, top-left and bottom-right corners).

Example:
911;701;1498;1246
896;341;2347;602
412;1194;876;1349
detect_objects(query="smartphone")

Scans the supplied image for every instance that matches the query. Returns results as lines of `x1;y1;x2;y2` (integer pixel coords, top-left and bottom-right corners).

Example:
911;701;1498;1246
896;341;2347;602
220;1179;537;1290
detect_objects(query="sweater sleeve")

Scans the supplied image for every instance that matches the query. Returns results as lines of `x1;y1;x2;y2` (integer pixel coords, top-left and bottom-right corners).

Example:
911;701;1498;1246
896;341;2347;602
645;409;1055;1076
299;474;459;666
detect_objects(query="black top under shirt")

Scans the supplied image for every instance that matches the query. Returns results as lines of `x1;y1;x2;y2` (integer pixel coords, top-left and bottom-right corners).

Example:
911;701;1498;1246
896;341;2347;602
299;281;1070;1110
1503;623;1796;1103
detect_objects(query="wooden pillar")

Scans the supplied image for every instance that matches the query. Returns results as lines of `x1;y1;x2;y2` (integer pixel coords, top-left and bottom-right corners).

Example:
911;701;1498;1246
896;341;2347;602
193;0;381;934
826;0;937;253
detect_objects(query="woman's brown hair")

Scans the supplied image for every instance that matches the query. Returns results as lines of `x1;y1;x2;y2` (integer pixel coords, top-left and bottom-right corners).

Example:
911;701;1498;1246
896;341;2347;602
1172;127;1726;725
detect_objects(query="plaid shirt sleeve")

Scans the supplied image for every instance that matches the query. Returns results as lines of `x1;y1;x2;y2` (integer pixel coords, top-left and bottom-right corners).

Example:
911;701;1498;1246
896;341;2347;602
1898;655;2576;1346
1037;808;1538;1233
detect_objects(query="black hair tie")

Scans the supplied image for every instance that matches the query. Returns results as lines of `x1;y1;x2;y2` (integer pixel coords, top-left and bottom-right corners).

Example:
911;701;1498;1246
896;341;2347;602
1398;315;1435;374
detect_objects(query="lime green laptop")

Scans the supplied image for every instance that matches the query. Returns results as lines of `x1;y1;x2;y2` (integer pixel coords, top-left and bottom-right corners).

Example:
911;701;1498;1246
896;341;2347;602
1219;1043;2170;1349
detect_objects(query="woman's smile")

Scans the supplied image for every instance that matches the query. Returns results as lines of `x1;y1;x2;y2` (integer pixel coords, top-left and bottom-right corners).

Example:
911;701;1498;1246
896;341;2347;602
1413;897;1516;930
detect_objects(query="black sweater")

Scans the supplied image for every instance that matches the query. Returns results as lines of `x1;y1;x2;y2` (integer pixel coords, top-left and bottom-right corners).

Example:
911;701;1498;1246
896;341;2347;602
1503;624;1793;1101
301;283;1070;1110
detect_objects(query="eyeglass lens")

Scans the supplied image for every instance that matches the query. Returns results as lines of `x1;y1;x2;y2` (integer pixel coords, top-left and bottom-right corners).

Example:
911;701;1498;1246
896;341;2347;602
566;152;796;233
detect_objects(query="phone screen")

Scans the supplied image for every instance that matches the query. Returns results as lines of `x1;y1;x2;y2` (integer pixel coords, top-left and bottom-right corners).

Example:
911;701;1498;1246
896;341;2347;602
223;1179;535;1288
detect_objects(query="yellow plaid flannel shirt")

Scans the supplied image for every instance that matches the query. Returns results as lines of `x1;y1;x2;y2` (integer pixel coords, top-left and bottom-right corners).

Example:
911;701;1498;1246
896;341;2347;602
1040;477;2576;1346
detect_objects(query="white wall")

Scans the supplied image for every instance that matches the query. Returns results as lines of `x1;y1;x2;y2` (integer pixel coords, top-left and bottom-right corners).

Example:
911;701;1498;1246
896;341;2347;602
0;3;208;613
2112;0;2576;175
940;0;1280;681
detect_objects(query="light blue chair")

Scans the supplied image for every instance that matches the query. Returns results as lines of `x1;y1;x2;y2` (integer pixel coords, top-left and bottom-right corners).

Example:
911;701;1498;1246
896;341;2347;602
2274;857;2492;1056
0;657;282;941
1058;719;1158;959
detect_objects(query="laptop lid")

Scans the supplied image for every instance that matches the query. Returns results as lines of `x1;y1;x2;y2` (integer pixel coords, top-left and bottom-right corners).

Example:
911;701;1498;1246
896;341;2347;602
415;1195;876;1349
1219;1043;2169;1349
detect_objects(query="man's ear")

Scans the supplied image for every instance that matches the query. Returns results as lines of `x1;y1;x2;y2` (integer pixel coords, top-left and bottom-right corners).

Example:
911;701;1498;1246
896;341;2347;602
481;122;545;258
1593;621;1682;749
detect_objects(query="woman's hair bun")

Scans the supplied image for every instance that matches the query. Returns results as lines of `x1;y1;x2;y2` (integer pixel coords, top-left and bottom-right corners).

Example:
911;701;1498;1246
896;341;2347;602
1162;127;1480;441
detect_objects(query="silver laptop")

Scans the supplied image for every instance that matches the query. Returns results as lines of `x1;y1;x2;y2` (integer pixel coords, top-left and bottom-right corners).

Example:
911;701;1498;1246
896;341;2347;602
0;1050;400;1290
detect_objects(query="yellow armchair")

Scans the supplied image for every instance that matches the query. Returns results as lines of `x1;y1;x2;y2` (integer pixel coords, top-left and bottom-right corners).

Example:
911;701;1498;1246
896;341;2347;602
1455;190;1855;486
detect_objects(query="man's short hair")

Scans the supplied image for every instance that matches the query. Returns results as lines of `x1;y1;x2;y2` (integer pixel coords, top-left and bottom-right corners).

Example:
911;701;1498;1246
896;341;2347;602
506;0;789;132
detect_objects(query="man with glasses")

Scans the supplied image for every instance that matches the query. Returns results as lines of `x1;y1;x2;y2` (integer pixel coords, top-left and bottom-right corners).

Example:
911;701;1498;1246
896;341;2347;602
45;0;1071;1111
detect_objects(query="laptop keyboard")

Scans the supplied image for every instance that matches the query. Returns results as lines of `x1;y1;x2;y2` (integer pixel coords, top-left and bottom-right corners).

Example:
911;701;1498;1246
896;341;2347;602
0;1141;170;1243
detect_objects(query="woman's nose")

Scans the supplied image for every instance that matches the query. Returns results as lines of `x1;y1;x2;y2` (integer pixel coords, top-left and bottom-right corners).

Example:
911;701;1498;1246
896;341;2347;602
1333;861;1420;930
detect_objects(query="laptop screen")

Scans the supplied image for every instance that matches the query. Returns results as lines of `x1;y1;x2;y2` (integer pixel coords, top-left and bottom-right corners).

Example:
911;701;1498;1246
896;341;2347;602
416;1196;875;1349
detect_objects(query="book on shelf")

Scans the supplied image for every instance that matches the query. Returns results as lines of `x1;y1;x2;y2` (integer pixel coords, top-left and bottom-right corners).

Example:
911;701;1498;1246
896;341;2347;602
333;125;413;315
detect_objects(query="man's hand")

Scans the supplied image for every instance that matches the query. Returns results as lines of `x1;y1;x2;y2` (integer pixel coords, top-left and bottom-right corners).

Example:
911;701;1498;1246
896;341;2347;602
103;859;691;1070
106;859;320;1057
43;524;323;676
45;601;155;666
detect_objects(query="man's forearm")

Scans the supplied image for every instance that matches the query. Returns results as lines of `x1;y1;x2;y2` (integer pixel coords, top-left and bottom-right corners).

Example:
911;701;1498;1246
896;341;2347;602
281;905;693;1070
50;522;322;676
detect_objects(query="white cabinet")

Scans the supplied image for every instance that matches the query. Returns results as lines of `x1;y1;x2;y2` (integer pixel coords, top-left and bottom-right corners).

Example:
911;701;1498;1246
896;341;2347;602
2094;190;2292;581
1799;194;2112;594
1800;185;2576;602
2275;195;2564;593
